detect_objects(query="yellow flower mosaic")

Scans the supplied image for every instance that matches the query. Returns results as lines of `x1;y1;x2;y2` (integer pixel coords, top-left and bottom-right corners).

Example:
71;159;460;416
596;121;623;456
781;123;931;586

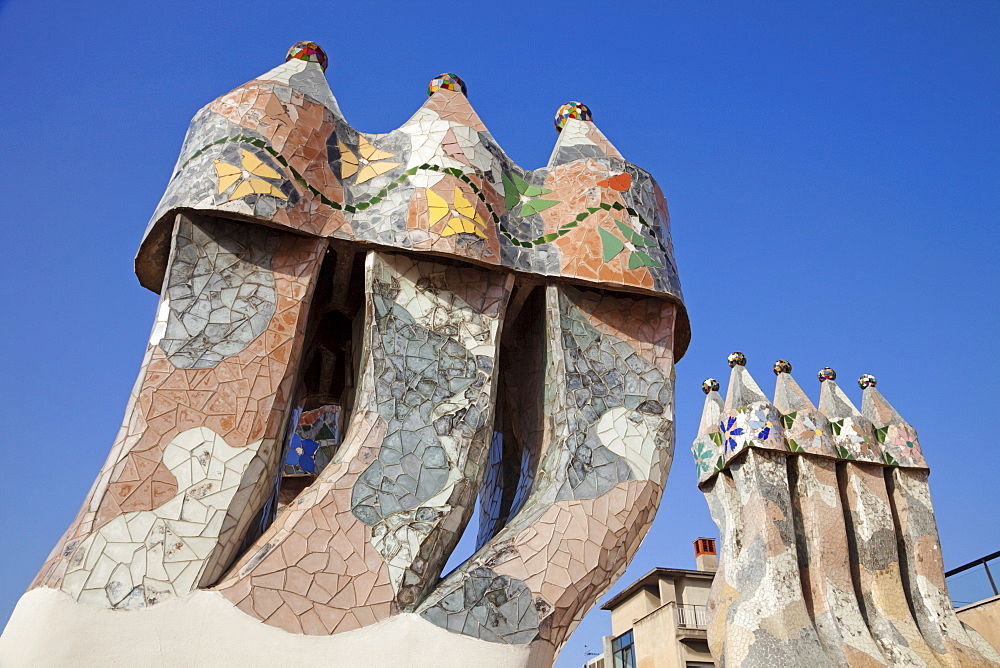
338;136;401;184
427;187;487;238
213;149;289;201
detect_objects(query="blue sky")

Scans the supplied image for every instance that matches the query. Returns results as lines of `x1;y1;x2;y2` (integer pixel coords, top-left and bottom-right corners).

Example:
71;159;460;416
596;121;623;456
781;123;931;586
1;1;998;664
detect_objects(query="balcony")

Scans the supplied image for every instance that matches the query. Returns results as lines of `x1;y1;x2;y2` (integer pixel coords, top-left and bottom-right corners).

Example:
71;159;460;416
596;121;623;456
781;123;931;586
946;550;1000;609
675;604;709;641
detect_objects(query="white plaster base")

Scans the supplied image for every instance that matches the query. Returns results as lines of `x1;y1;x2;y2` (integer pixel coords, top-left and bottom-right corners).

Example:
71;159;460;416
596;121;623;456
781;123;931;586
0;588;554;667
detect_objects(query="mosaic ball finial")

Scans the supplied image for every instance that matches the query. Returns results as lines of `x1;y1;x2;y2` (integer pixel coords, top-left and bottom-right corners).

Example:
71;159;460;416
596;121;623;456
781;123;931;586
818;367;837;382
554;101;593;133
727;352;746;368
702;378;720;394
773;360;792;375
427;73;467;97
286;41;328;71
858;373;877;389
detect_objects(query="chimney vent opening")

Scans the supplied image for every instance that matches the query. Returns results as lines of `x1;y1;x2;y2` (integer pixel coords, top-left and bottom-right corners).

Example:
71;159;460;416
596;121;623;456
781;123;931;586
694;537;716;557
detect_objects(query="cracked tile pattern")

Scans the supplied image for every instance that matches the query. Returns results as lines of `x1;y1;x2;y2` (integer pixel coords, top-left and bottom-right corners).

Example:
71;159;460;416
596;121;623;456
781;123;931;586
864;385;929;469
61;428;264;609
20;43;688;666
214;251;512;632
788;455;885;665
773;371;886;665
417;284;675;650
158;217;279;369
350;263;493;525
843;461;943;665
419;566;538;644
134;47;688;359
716;445;827;666
888;466;1000;664
31;213;327;602
694;362;1000;666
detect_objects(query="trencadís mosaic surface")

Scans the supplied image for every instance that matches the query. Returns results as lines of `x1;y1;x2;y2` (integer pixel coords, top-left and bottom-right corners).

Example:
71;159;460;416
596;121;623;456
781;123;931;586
5;41;688;666
692;356;1000;666
136;44;687;324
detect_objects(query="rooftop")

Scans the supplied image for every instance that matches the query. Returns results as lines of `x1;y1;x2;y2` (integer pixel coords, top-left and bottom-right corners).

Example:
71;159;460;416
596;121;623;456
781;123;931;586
601;567;715;610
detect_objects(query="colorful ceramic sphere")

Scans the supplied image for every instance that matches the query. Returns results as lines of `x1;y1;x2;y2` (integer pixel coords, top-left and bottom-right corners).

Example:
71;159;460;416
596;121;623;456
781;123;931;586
286;41;328;72
554;101;593;132
818;367;837;382
427;72;468;97
773;360;792;375
858;373;877;389
702;378;720;394
727;352;747;368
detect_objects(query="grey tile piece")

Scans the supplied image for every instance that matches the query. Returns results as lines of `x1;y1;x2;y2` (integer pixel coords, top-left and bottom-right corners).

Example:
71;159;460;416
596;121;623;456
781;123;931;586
159;216;279;369
146;110;299;240
553;288;673;500
419;566;539;644
351;282;481;526
288;66;344;119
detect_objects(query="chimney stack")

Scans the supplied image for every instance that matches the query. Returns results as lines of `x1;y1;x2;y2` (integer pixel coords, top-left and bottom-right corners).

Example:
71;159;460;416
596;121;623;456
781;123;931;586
694;537;718;572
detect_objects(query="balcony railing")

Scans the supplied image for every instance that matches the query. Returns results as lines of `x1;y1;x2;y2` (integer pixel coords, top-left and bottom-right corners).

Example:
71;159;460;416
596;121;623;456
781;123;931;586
946;550;1000;609
675;604;708;629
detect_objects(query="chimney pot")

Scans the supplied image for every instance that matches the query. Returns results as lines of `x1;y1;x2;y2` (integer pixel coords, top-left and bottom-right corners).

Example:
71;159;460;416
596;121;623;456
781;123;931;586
694;537;718;572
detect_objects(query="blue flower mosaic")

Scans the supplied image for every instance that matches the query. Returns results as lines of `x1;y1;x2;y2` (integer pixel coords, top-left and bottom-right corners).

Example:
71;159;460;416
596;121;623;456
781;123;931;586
747;410;775;440
282;404;342;476
719;416;745;452
287;433;320;473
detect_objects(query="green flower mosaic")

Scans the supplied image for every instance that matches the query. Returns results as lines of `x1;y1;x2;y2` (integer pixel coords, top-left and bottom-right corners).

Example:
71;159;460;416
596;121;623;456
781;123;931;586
178;134;672;264
502;172;559;216
693;441;714;474
598;220;662;268
835;445;856;460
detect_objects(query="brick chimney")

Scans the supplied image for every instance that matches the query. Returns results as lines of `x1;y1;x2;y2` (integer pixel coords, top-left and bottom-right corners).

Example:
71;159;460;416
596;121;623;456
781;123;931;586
694;537;718;572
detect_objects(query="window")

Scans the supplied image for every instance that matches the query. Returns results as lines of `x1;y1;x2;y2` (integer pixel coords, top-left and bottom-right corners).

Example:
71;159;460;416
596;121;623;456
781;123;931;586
611;630;636;668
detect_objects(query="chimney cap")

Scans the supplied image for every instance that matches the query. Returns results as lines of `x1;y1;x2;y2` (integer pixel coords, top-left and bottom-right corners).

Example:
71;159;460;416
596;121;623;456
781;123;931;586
694;537;717;556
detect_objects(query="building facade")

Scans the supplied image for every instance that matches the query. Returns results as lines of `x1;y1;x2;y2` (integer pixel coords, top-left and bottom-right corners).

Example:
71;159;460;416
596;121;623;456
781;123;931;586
586;539;717;668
